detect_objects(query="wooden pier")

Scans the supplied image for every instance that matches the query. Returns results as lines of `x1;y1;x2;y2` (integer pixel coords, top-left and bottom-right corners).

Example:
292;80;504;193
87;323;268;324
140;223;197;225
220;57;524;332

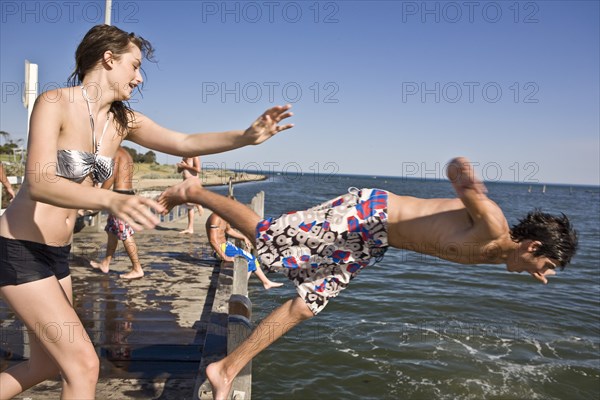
0;193;263;399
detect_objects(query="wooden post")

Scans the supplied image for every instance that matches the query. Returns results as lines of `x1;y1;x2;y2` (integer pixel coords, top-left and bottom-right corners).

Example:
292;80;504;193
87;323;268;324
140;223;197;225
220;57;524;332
227;294;252;399
231;257;248;298
195;190;264;400
225;191;264;399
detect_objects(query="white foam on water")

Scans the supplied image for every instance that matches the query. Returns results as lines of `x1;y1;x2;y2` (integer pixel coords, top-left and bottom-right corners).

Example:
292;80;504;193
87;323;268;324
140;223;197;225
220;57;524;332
338;348;359;357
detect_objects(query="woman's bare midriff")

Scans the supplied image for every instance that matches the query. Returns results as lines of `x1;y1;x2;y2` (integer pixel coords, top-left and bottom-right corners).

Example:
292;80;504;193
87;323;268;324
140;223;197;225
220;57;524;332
0;184;78;246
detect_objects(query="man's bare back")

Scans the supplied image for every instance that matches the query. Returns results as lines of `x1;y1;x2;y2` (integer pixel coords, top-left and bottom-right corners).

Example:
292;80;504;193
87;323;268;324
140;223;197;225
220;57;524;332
111;147;135;191
206;213;232;261
385;158;526;267
387;194;508;265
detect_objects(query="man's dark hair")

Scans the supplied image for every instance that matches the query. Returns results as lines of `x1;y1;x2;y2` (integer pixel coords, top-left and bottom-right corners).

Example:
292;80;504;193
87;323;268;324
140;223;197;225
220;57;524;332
510;209;578;269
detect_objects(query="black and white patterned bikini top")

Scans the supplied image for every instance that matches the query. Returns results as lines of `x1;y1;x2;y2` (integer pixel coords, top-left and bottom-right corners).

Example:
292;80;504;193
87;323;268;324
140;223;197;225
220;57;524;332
56;87;114;184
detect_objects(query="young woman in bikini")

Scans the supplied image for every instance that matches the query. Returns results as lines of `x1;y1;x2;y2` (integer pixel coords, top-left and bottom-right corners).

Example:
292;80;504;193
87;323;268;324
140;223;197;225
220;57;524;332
0;24;293;399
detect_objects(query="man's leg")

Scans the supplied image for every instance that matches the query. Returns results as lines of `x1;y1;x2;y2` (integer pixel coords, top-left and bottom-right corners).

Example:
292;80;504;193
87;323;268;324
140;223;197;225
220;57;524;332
206;296;314;400
90;233;118;273
181;207;195;234
120;236;144;280
250;266;284;290
241;248;283;290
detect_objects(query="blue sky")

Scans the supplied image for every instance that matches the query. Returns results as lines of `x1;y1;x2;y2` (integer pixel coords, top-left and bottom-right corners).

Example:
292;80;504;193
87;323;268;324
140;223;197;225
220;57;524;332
1;0;598;185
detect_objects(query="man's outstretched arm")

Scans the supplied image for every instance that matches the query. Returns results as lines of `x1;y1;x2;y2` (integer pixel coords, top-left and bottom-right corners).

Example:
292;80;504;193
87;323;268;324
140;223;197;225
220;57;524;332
158;179;262;243
446;157;490;221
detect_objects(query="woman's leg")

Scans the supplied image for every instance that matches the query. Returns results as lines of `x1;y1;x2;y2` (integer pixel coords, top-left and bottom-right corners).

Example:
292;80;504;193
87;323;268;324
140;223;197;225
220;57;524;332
0;325;61;399
181;207;195;234
0;276;99;399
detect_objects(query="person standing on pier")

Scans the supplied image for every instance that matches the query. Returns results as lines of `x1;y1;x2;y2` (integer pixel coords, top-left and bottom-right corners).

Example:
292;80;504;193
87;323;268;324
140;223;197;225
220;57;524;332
0;24;293;399
90;146;145;279
177;156;203;234
158;156;578;400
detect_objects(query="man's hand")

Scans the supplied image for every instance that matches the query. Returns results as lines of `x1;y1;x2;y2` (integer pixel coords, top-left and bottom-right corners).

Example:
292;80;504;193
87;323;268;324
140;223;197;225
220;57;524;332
447;157;487;197
530;269;556;285
158;179;200;213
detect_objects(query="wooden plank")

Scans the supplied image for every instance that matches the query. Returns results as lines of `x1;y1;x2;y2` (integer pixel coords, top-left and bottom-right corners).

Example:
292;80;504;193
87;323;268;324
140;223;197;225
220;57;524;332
194;262;233;399
227;315;253;400
228;295;251;320
194;191;264;400
232;257;249;297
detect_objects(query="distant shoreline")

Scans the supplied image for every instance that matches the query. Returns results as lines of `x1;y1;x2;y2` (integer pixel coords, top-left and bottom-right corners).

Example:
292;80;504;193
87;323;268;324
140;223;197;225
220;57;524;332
134;171;267;192
1;164;268;197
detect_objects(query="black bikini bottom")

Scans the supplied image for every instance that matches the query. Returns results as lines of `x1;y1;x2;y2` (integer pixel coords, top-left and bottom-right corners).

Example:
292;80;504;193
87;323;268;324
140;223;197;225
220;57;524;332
0;236;71;286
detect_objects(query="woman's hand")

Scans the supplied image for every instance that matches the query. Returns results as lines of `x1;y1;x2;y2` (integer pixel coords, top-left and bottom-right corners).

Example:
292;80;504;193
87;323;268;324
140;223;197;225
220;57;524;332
243;104;294;145
108;193;165;231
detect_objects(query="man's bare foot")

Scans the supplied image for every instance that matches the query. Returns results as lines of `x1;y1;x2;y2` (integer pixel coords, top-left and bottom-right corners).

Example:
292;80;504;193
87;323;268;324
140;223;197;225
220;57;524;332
206;361;233;400
263;280;284;290
180;229;194;234
90;260;110;273
120;270;144;280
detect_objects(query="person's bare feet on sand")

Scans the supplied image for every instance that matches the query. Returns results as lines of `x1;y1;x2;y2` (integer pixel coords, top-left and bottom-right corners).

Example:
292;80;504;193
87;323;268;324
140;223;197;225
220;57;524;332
120;270;144;280
206;361;233;400
180;229;194;234
90;260;110;273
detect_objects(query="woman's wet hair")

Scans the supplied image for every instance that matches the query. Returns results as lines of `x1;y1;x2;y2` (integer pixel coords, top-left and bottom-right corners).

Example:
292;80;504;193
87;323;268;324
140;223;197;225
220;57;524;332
510;209;578;268
67;24;155;135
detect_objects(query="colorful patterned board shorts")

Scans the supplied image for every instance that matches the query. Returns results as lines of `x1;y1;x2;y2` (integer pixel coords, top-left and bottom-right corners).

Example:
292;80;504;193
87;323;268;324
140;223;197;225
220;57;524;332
221;241;259;272
256;188;389;315
105;215;135;241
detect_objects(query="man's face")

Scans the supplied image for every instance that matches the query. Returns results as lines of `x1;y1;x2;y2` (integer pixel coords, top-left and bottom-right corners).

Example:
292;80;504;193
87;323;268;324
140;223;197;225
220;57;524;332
506;240;558;284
